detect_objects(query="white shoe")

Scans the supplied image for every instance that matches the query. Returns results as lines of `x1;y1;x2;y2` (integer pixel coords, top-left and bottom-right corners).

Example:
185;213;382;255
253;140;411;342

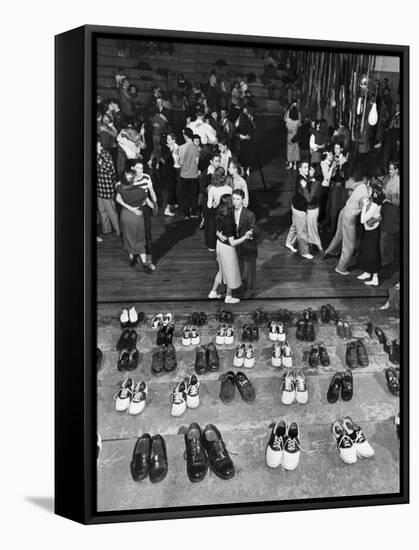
342;417;374;458
190;325;200;346
185;375;200;408
216;324;226;345
295;371;308;404
164;206;175;216
225;296;240;304
365;277;379;287
182;325;192;346
281;341;293;368
266;420;286;468
335;268;349;275
208;290;222;299
163;313;172;326
171;381;187;416
243;344;255;368
286;243;297;253
114;378;134;412
151;313;163;329
357;272;371;280
301;253;314;260
129;306;138;325
233;343;246;367
128;381;148;415
282;422;301;470
268;321;278;342
120;308;129;326
224;324;234;345
281;371;295;405
277;321;286;342
332;421;357;464
271;342;282;367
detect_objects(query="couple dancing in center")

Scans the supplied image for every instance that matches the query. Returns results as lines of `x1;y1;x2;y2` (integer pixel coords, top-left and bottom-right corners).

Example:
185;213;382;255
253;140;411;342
208;185;258;304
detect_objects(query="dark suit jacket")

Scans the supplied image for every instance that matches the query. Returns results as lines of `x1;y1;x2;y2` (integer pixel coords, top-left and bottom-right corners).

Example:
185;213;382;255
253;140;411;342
236;207;258;258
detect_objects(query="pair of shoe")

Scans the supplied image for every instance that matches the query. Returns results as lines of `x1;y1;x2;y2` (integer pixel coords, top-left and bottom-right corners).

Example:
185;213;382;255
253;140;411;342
308;342;330;367
116;328;137;351
242;323;259;342
327;371;353;403
171;375;200;416
296;319;315;341
130;434;168;483
184;423;235;481
268;320;286;342
120;306;143;329
346;340;369;368
220;371;256;404
151;344;177;375
331;417;374;464
281;370;308;404
114;378;148;414
187;311;207;326
151;312;172;329
117;347;139;371
385;367;400;396
233;343;256;368
195;343;220;374
97;348;103;372
266;421;301;470
271;341;292;368
384;339;400;365
270;308;293;323
157;322;175;346
253;308;269;324
336;319;352;339
320;303;339;323
216;324;234;345
303;307;317;322
217;308;234;324
182;325;200;346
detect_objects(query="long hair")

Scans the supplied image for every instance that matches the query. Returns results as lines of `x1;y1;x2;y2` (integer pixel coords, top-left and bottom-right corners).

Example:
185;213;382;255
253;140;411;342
216;194;234;225
371;187;384;206
212;167;227;187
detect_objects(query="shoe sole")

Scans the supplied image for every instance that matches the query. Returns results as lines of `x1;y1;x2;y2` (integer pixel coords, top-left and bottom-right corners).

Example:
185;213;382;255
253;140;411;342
271;358;282;367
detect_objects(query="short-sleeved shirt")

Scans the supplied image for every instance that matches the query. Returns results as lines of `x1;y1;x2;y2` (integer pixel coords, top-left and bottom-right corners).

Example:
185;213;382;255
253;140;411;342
216;215;236;245
115;183;147;208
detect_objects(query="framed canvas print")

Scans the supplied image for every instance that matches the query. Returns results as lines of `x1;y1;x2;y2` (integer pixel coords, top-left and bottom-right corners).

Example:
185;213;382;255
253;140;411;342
55;25;409;524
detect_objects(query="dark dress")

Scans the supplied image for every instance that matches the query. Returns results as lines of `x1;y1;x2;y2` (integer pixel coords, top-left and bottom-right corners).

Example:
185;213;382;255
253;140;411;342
116;183;147;255
358;227;381;273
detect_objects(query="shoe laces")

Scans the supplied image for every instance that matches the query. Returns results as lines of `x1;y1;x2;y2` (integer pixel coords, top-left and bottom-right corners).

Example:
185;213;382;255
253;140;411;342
284;436;301;452
282;374;295;391
188;381;200;397
172;387;185;404
188;438;205;463
114;385;132;400
338;434;353;449
295;373;306;391
272;434;283;450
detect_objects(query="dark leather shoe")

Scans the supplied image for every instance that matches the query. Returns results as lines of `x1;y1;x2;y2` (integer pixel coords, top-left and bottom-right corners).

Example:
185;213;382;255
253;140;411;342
308;344;320;368
251;325;259;342
327;373;343;403
191;312;200;325
164;322;175;345
357;339;369;367
149;435;168;483
392;340;400;364
304;320;315;342
164;343;177;372
130;433;151;481
365;322;373;338
151;345;166;376
116;328;134;351
320;305;330;323
242;324;253;342
336;319;344;338
341;369;353;401
346;342;358;369
206;342;220;371
385;368;400;396
203;424;235;480
117;349;130;371
225;310;234;324
198;312;207;326
307;307;317;322
195;345;208;375
375;327;387;344
296;320;305;341
127;347;139;370
220;371;235;404
326;304;339;322
318;342;330;366
156;325;167;346
343;321;352;339
234;371;256;403
97;347;103;372
184;423;208;482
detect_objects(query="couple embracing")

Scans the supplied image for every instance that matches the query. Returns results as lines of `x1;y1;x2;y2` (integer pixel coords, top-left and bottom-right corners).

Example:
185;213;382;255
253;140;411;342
208;188;258;303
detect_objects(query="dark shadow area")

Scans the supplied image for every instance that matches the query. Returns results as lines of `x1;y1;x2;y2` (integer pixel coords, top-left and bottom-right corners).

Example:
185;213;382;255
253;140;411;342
25;496;54;513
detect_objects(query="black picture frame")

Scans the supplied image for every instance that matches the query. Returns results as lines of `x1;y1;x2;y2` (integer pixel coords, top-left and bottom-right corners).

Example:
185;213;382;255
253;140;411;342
55;24;409;525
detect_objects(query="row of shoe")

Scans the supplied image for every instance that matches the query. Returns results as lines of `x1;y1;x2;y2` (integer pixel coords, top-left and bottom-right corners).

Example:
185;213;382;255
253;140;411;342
345;340;369;368
151;344;178;375
271;341;292;368
319;304;339;324
327;371;353;403
367;325;400;365
281;371;308;404
171;376;200;416
219;371;256;404
233;343;256;368
308;342;330;367
120;307;144;329
130;434;168;483
151;313;173;329
268;321;286;342
336;319;352;339
331;417;374;464
296;319;315;341
186;311;207;326
385;367;400;396
266;421;301;470
215;324;235;345
195;343;220;374
114;378;148;414
252;308;292;325
242;323;259;342
181;325;201;346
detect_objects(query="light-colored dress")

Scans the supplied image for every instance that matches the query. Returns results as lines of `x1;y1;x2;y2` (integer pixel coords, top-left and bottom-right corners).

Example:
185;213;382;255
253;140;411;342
285;115;300;162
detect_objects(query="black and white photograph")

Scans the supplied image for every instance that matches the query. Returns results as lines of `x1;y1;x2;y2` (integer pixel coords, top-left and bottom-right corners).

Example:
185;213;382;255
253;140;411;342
94;32;404;514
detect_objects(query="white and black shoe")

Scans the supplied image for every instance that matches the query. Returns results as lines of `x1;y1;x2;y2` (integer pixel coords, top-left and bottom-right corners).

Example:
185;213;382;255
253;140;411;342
163;313;173;326
342;417;374;458
268;321;278;342
233;343;246;367
271;342;282;367
281;341;293;368
151;313;163;329
182;325;192;346
281;371;295;405
266;420;286;468
185;375;200;408
331;420;357;464
120;308;129;329
128;381;148;415
294;371;308;404
282;422;301;470
225;324;234;345
190;326;200;346
114;378;134;412
243;343;255;368
171;381;187;417
277;321;286;342
216;324;227;345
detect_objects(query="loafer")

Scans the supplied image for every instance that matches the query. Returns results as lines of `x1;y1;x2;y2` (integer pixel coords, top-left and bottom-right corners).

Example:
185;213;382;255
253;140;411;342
206;342;220;372
203;424;235;480
184;423;208;482
198;312;207;326
296;320;306;341
345;341;358;369
164;343;177;372
195;345;208;375
343;321;352;339
116;328;134;351
151;345;166;376
308;344;320;368
235;371;256;403
326;304;339;322
117;349;130;371
266;420;286;468
127;347;139;371
375;327;387;344
341;369;353;401
327;372;343;403
130;433;151;481
318;342;330;366
149;435;168;483
356;339;369;367
191;312;200;326
336;319;345;338
385;367;400;396
304;320;315;342
220;371;236;404
320;305;330;323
